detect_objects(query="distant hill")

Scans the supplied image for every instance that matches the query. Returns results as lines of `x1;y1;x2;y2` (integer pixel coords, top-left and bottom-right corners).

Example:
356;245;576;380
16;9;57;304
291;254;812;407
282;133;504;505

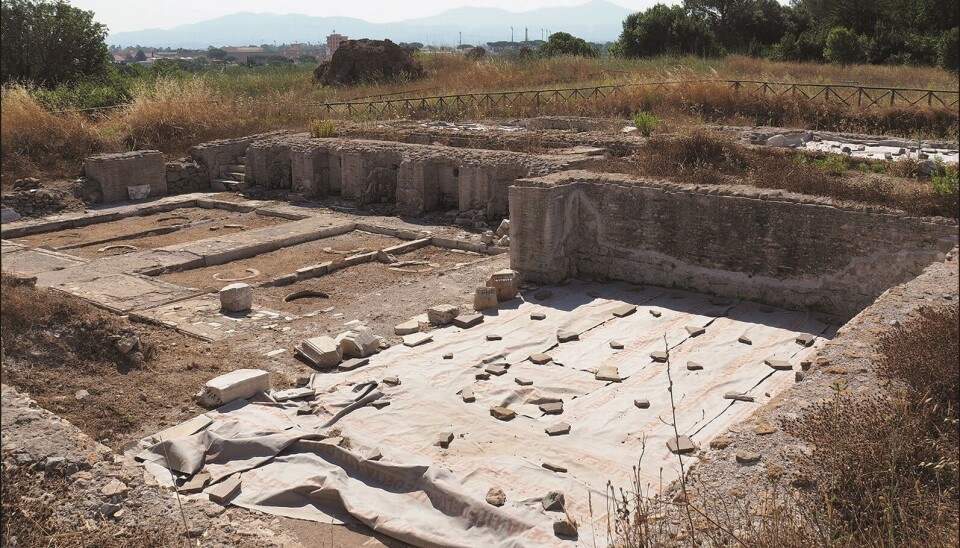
106;0;633;48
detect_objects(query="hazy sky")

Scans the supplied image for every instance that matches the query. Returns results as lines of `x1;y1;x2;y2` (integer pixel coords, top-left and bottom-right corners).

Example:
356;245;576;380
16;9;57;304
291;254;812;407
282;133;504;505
68;0;676;33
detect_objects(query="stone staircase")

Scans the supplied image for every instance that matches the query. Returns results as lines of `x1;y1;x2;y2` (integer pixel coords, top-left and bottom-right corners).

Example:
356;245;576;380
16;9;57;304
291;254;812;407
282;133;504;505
211;156;247;191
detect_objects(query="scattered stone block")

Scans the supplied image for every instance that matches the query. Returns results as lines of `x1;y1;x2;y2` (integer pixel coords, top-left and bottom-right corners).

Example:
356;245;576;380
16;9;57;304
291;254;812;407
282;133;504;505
490;407;516;421
542;491;566;511
542;462;567;473
394;319;420;336
195;369;270;407
272;387;315;402
427;304;460;326
101;478;129;497
486;487;506;506
496;218;510;237
515;377;533;386
530;312;546;320
649;309;662;318
540;401;563;415
461;387;475;403
764;358;793;371
366;450;383;461
485;363;508;376
795;333;815;347
403;333;433;347
557;330;579;343
475;372;490;380
795;371;805;383
612;304;637;317
595;365;621;382
545;422;570;436
553;518;578;538
609;340;624;349
667;435;695;454
724;392;754;402
382;376;401;386
338;327;379;358
486;334;502;341
473;287;499;311
738;335;752;345
800;360;812;371
529;353;553;365
338;357;370;371
297;336;343;368
686;361;703;371
207;476;242;505
219;283;253;312
650;351;668;363
634;399;650;409
452;313;483;328
485;269;519;302
179;472;210;494
534;289;552;300
438;432;454;448
736;450;761;464
443;353;454;360
685;325;705;337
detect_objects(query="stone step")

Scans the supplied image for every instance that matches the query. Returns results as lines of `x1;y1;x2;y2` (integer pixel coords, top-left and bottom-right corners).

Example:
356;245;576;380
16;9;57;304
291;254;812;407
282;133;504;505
236;156;246;165
211;179;247;192
224;164;246;173
225;172;246;182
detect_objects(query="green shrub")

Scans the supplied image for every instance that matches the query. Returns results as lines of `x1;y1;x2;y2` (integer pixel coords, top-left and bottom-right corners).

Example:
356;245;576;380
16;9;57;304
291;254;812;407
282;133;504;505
824;27;867;65
813;154;847;175
633;110;659;137
932;161;959;197
309;119;337;138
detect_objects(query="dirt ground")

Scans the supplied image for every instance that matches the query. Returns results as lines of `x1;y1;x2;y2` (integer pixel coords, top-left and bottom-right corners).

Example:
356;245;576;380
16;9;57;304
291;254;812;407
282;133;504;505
158;230;403;290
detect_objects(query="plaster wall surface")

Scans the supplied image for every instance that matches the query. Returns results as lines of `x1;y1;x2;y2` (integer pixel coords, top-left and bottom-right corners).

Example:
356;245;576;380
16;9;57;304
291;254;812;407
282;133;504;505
510;171;959;317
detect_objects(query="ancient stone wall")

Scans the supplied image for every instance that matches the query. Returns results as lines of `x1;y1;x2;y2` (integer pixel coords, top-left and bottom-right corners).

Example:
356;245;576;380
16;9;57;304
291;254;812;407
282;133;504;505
165;159;210;194
188;131;292;180
510;171;959;318
83;151;166;203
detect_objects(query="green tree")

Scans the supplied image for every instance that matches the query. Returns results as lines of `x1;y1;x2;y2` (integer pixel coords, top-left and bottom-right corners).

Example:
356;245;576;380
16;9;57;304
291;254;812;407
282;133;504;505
938;27;960;71
823;26;867;64
537;31;599;57
0;0;110;86
614;3;721;58
134;48;147;62
207;47;227;61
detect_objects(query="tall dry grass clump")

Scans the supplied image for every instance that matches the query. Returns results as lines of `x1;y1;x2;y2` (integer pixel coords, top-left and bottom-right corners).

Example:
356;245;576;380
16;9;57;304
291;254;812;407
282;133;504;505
0;84;110;184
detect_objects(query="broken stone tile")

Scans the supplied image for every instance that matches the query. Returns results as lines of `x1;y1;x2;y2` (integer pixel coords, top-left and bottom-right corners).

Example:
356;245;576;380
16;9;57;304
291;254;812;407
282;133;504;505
394;319;420;336
595;365;621;382
272;387;316;402
438;432;454;448
515;377;533;386
534;289;552;300
207;476;242;505
320;436;344;446
686;361;703;371
685;325;705;337
542;491;566;511
545;422;571;436
337;358;370;372
529;353;552;365
443;352;454;360
366;450;383;461
738;335;752;345
486;334;502;341
553;518;578;538
542;462;567;473
382;376;401;386
452;313;483;328
724;392;754;402
667;435;695;455
649;309;662;318
736;450;761;464
530;312;546;320
795;333;815;347
427;304;460;326
557;330;579;343
370;401;390;409
296;405;314;416
490;407;516;421
764;358;793;371
612;304;637;317
609;340;624;350
402;333;433;347
486;487;506;506
475;372;491;381
461;387;475;403
634;399;650;409
179;472;210;494
485;363;508;376
649;351;668;363
540;401;563;415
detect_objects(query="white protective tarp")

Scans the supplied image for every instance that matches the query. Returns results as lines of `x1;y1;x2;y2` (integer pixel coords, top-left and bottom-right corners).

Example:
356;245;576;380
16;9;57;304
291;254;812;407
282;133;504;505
139;281;830;547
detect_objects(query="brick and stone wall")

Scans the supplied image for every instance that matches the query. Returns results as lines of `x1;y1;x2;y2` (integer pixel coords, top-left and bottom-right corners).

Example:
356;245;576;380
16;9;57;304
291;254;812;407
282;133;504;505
165;159;210;194
510;171;959;318
83;151;166;203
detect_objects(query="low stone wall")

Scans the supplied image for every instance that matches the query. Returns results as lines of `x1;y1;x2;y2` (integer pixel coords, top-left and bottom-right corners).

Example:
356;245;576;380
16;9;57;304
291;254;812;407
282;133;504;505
84;151;166;203
0;188;69;218
165;159;210;194
509;171;959;318
189;131;292;180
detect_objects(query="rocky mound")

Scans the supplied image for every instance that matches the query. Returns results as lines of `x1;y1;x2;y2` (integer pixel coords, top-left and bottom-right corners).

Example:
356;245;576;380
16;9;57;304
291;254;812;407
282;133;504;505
314;39;426;86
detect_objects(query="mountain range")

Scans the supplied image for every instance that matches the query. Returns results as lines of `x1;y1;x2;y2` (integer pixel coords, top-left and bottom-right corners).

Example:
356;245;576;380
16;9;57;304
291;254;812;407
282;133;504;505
106;1;634;49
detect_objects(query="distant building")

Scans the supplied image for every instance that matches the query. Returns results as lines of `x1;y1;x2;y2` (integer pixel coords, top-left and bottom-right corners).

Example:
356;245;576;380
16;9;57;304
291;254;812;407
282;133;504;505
222;46;265;64
326;33;348;58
